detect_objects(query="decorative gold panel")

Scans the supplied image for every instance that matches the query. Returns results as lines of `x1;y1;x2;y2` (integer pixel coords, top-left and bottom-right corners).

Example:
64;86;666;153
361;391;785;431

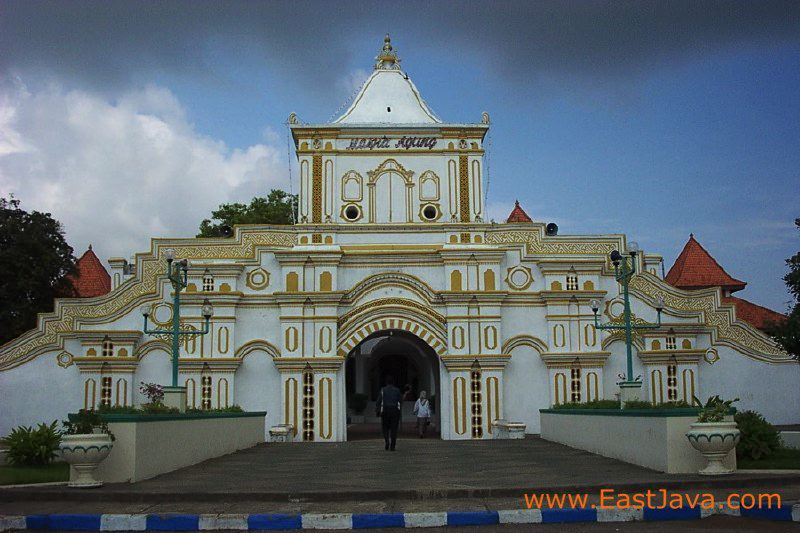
458;156;469;222
312;155;323;223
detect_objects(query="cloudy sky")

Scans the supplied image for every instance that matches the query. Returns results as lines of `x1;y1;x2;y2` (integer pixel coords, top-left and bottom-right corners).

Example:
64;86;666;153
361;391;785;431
0;1;798;310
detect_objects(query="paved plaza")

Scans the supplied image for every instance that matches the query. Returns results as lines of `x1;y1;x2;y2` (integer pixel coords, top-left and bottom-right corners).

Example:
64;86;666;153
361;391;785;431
0;437;800;513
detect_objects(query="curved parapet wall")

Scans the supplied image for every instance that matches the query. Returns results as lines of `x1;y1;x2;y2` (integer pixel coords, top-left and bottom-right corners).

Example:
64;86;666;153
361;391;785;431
0;228;296;371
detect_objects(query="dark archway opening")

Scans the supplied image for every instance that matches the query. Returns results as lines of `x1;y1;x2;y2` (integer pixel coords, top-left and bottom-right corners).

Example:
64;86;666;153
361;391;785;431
345;329;440;440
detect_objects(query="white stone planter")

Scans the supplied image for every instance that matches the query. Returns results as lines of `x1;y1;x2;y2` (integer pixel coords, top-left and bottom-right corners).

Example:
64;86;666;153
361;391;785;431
59;433;114;488
686;421;740;475
492;420;526;439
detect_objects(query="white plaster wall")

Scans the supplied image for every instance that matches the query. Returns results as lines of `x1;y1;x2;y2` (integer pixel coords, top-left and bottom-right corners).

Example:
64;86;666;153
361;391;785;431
0;352;82;437
503;347;550;433
540;412;735;473
134;351;171;405
235;352;281;435
699;346;800;425
601;341;647;400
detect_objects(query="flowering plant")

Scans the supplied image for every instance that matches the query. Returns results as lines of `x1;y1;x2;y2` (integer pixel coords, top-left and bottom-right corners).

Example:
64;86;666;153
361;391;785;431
139;382;165;404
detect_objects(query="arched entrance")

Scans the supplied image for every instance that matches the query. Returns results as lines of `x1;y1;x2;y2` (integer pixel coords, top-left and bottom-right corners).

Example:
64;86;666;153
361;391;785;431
345;330;440;440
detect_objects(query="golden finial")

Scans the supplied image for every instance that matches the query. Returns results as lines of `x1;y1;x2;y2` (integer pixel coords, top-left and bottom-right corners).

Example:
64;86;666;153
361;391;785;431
375;34;400;70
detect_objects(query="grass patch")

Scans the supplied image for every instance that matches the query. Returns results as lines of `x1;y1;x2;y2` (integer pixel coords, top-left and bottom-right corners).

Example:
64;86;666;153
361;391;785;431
738;447;800;470
0;462;69;485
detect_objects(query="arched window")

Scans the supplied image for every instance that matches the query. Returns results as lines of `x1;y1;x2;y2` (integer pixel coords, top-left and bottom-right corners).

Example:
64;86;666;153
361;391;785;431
101;336;113;357
450;270;463;291
202;270;215;292
666;364;678;401
666;335;677;351
101;376;112;407
302;366;315;442
201;366;212;409
470;362;483;439
286;272;299;292
652;339;662;350
566;269;579;291
319;271;332;292
483;269;496;291
570;366;582;403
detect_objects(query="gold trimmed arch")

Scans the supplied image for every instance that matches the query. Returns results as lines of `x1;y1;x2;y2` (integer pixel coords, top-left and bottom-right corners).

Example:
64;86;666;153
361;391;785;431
235;339;281;359
337;299;447;357
366;159;415;223
342;272;442;306
502;334;548;354
134;339;171;360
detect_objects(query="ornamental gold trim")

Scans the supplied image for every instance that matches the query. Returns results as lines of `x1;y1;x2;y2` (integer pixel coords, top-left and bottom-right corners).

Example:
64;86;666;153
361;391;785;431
629;273;788;362
0;228;295;371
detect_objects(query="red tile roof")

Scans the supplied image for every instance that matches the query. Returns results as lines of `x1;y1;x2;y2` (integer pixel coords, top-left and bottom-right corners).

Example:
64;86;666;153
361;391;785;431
506;200;533;223
68;245;111;298
723;296;786;332
665;234;746;292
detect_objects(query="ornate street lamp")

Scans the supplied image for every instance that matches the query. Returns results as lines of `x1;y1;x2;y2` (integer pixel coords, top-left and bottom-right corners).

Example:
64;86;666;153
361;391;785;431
140;248;213;412
590;242;665;406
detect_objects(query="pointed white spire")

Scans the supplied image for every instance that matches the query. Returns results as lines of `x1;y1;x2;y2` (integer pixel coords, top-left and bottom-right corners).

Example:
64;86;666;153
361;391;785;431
334;34;440;124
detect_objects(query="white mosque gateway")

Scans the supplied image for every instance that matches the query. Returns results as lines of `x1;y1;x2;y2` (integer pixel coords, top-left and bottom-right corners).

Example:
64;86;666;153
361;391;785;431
1;36;797;441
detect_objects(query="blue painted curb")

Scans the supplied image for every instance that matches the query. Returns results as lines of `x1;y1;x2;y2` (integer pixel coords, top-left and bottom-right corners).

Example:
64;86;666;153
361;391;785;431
247;514;302;530
643;505;702;521
1;504;798;531
446;511;499;526
740;504;794;521
352;513;405;529
146;514;200;531
541;507;597;523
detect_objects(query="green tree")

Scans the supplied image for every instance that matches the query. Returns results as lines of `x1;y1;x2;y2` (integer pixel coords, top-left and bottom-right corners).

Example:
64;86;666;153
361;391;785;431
0;196;76;345
767;218;800;360
197;190;297;237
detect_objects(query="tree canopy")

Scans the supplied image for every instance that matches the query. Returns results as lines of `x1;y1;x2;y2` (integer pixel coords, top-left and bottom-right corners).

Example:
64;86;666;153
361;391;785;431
767;218;800;360
0;196;76;345
197;190;297;237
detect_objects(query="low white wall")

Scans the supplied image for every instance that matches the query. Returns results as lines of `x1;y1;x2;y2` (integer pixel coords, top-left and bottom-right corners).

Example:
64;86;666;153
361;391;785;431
781;431;800;450
540;410;735;474
92;412;266;483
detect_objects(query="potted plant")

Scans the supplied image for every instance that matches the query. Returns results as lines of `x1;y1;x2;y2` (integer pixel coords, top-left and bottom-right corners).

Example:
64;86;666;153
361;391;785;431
60;410;115;488
348;393;369;423
686;395;740;475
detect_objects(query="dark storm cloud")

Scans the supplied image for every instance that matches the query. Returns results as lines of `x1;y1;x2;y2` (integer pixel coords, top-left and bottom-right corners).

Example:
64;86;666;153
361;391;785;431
1;0;798;88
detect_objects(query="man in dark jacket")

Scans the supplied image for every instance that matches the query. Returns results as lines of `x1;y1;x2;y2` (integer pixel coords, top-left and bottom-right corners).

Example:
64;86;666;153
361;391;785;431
376;374;402;450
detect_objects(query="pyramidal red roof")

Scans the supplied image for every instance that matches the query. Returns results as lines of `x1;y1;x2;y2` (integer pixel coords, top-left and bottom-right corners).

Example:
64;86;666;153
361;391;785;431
665;234;746;292
722;296;786;332
506;200;533;223
68;245;111;298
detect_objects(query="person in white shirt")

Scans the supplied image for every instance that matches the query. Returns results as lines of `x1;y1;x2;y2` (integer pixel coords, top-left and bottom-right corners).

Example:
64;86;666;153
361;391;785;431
413;390;432;438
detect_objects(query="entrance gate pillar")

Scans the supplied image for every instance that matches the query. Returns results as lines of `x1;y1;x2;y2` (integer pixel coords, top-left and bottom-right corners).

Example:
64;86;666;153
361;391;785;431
439;355;510;440
275;358;346;442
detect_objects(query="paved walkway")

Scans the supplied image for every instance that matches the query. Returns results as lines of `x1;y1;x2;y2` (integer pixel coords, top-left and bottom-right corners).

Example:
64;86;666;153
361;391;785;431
2;437;798;506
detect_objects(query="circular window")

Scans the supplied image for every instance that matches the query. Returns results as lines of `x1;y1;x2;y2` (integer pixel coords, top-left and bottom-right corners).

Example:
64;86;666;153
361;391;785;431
422;204;438;221
344;204;361;221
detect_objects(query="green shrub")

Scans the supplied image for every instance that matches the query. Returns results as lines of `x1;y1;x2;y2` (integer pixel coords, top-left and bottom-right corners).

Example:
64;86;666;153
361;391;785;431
553;400;692;410
98;405;140;414
693;395;738;422
63;409;115;440
140;402;179;414
348;393;369;414
186;405;245;414
553;400;621;410
624;400;692;409
1;421;61;466
735;410;781;460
